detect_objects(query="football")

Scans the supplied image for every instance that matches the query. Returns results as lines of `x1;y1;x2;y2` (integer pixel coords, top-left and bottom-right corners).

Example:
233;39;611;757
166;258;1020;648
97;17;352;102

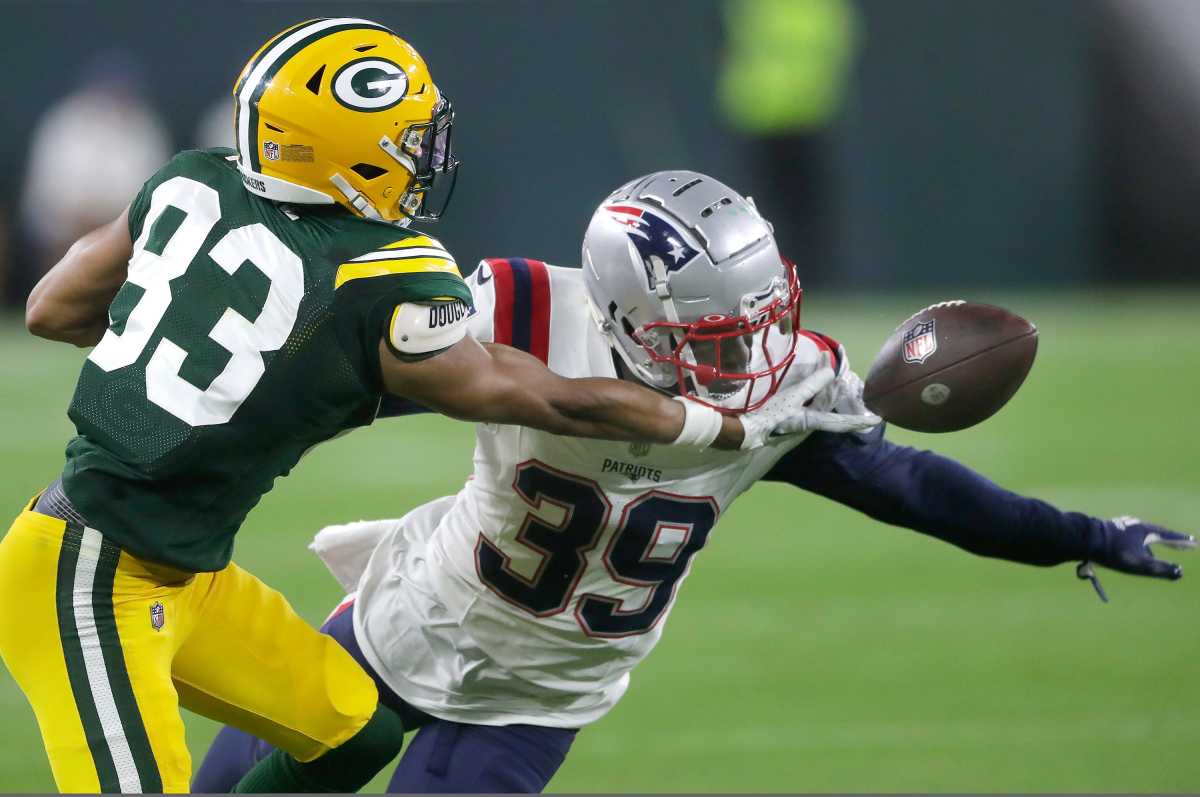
862;301;1038;433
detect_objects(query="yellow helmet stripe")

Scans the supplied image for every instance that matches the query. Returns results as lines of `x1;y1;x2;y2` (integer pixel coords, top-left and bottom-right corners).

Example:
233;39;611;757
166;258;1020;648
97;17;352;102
349;248;453;263
238;18;391;174
335;259;463;289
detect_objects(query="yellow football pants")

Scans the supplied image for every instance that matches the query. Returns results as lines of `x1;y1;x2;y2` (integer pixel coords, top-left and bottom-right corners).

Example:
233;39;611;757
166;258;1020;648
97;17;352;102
0;500;379;793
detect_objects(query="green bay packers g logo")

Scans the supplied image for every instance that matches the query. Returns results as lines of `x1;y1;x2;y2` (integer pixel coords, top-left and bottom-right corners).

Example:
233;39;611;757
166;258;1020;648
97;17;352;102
332;57;409;112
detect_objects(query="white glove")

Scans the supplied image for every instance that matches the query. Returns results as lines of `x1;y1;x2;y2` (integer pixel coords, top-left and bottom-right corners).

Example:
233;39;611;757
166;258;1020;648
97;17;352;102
826;367;872;417
739;354;882;450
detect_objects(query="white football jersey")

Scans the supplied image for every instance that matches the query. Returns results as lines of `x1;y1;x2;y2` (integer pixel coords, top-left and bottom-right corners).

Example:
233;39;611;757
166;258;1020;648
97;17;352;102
351;257;858;727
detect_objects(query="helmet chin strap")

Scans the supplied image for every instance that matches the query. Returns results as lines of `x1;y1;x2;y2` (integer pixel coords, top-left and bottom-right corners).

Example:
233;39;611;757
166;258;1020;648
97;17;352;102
585;294;672;390
379;135;417;174
327;133;428;227
648;255;711;400
329;173;381;219
379;135;424;221
328;172;411;228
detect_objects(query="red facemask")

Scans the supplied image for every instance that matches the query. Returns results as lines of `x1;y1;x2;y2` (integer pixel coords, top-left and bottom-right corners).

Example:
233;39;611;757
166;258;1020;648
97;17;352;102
633;260;803;414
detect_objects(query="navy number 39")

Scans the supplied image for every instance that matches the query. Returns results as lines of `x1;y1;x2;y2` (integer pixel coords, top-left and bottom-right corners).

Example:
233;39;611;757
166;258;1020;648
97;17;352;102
475;460;718;637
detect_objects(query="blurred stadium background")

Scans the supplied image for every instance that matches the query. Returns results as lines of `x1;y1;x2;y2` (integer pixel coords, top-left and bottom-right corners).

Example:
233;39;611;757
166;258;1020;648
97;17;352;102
1;0;1197;792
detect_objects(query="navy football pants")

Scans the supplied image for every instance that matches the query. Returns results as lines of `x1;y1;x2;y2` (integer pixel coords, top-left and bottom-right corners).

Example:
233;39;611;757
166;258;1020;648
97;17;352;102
191;603;577;793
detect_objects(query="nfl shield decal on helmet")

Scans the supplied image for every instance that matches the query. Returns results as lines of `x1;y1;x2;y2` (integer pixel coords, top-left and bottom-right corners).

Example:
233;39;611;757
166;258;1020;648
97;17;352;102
262;140;280;161
902;319;938;364
150;601;165;631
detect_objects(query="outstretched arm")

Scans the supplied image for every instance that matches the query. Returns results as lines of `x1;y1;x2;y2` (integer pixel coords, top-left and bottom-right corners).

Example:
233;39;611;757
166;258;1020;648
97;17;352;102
25;209;132;347
380;335;880;451
380;335;745;448
764;426;1194;584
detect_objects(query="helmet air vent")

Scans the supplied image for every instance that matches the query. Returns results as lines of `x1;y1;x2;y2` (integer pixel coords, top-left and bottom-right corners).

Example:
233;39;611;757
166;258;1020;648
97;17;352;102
672;177;703;197
265;122;286;133
351;163;388;180
305;65;325;95
700;197;734;219
354;44;377;52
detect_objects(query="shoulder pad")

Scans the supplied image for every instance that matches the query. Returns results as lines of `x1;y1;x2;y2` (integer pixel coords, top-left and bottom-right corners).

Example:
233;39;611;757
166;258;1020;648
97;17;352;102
387;299;473;356
797;329;845;374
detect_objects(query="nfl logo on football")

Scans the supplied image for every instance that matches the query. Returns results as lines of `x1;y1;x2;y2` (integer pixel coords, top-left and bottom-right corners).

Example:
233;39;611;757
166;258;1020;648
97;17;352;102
150;601;165;631
262;140;280;161
902;319;938;364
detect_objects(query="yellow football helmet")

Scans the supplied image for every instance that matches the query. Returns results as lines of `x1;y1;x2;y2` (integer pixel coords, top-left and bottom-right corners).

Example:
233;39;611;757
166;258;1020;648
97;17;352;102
232;17;458;225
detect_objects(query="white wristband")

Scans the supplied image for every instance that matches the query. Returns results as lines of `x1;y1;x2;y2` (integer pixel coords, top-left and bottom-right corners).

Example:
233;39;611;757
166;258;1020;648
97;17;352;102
670;396;723;449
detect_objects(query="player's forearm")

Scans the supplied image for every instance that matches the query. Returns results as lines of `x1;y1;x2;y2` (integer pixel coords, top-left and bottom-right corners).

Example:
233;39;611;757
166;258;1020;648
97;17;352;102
26;210;131;346
383;338;744;447
770;429;1104;566
539;374;743;448
27;287;115;347
856;444;1104;565
29;318;110;348
480;343;743;447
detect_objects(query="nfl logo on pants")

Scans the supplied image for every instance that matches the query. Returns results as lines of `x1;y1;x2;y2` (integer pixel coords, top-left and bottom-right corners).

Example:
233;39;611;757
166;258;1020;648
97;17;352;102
150;601;165;631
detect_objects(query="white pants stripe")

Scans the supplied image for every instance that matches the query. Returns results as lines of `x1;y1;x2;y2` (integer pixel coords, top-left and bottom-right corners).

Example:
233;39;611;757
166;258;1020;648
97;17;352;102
73;526;142;793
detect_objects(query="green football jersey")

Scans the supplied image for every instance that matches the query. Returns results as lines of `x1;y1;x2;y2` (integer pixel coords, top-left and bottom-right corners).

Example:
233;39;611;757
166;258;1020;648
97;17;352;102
60;148;472;572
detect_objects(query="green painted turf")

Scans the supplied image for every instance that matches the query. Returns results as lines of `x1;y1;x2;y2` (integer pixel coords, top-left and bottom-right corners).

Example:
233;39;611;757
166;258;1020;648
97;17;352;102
0;289;1196;792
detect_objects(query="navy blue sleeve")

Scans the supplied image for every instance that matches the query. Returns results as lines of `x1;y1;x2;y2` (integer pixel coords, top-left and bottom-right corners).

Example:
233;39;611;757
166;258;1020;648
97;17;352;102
762;426;1107;566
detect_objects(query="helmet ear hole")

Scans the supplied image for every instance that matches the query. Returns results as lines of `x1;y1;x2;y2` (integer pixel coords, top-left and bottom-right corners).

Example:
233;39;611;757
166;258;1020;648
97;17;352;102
351;163;388;180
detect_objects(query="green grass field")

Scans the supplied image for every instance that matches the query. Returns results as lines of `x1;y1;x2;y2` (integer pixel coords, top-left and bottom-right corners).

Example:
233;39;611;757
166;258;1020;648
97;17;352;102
0;289;1197;792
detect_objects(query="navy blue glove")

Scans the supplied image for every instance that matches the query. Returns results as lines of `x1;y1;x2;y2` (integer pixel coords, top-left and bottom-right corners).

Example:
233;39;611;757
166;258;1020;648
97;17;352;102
1077;516;1196;602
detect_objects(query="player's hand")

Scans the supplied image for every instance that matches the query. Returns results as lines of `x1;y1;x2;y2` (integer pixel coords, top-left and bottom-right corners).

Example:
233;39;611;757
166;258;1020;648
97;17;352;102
827;365;870;416
739;353;881;450
1076;516;1196;602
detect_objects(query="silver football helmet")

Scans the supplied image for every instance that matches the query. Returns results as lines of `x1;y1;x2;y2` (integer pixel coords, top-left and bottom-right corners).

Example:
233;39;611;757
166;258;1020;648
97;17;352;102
582;170;802;413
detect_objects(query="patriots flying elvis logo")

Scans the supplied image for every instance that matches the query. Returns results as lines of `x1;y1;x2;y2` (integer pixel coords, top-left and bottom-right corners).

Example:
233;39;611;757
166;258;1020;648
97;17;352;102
605;205;700;289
